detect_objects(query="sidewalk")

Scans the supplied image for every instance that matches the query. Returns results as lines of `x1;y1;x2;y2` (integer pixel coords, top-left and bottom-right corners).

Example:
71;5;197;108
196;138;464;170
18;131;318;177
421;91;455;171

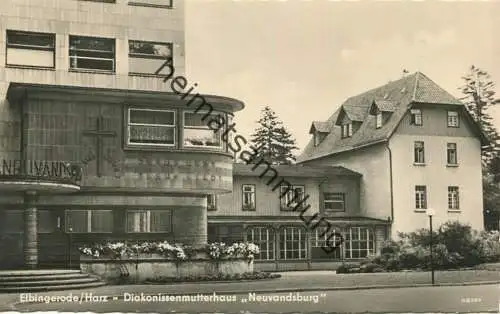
1;269;499;310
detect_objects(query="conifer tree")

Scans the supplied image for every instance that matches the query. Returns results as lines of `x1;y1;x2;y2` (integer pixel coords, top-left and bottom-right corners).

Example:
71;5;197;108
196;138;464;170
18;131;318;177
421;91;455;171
249;106;298;165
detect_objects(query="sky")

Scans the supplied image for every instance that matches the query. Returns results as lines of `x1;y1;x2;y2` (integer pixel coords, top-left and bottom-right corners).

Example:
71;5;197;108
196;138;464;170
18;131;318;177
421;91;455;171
184;0;500;154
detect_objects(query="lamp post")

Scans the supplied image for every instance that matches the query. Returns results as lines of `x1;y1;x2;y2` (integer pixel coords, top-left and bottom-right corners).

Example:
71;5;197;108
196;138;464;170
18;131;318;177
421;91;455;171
426;208;435;285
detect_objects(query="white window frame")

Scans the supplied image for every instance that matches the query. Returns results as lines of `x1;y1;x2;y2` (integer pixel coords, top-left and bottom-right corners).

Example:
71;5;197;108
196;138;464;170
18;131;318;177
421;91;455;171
65;210;113;233
447;111;459;127
279;226;307;260
6;30;55;68
246;226;275;260
69;35;115;72
127;108;176;147
128;40;173;76
183;111;223;149
376;112;383;128
344;227;375;259
410;109;423;126
447;143;458;165
324;192;345;212
414;141;425;164
313;226;343;259
126;209;172;233
415;185;427;210
341;123;352;138
448;186;460;210
280;185;305;210
207;194;217;211
242;184;256;210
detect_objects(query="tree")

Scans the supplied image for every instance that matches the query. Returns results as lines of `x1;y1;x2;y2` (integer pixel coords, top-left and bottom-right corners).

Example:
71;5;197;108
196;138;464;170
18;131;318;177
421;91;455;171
459;65;500;165
249;106;298;165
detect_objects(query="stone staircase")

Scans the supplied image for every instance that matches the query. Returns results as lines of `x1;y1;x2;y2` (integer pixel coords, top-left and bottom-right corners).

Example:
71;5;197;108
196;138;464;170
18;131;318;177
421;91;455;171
0;269;106;293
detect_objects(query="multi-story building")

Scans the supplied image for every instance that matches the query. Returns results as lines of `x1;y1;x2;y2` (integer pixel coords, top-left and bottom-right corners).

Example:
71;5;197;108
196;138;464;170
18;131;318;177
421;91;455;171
297;72;487;238
0;0;244;270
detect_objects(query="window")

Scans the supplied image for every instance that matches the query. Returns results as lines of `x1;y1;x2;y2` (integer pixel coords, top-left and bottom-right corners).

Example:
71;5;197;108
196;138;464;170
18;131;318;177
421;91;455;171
246;227;275;260
344;227;375;259
279;226;307;260
447;143;458;165
376;112;383;128
208;225;243;244
415;185;427;210
207;194;217;211
129;40;173;76
6;30;55;68
65;210;113;233
69;35;115;71
126;210;171;233
127;108;176;146
447;111;459;127
242;184;256;210
341;123;352;138
410;109;422;126
280;185;305;210
312;227;342;259
414;141;425;164
323;193;345;212
38;210;57;233
129;0;173;8
1;210;23;234
448;186;460;210
183;112;222;148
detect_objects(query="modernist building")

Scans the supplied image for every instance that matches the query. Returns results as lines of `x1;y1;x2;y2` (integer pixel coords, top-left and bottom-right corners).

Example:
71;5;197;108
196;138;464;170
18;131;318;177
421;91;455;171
0;0;243;270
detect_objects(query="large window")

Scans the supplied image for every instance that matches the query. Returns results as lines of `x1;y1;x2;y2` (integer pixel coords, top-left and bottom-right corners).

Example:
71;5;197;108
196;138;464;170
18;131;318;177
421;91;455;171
183;112;222;148
6;30;55;68
312;227;342;259
242;184;256;211
208;225;243;244
410;109;422;126
447;143;458;165
127;108;176;146
280;185;305;210
323;193;345;213
38;210;57;233
279;226;307;260
414;141;425;164
126;210;171;233
246;226;275;260
447;111;459;127
415;185;427;210
129;40;173;76
65;210;113;233
69;35;115;71
344;227;375;259
448;186;460;210
1;210;23;234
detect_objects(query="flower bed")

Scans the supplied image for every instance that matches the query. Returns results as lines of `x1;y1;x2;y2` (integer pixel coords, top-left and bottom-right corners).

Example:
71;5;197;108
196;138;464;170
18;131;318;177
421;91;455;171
144;271;281;284
79;241;259;283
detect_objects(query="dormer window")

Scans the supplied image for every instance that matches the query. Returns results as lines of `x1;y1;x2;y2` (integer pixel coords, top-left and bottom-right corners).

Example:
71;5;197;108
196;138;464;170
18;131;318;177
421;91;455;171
410;109;422;126
376;112;383;129
341;123;352;138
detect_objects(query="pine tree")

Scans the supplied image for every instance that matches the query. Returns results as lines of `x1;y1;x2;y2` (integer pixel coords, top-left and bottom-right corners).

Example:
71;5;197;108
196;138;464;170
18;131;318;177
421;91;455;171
460;65;500;165
249;106;298;165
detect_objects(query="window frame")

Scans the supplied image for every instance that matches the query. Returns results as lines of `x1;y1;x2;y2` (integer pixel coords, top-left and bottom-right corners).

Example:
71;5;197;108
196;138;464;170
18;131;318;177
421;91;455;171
125;209;172;233
375;112;383;129
323;192;346;213
415;185;427;210
6;30;56;69
343;227;375;259
278;226;307;260
182;111;223;149
246;226;275;261
126;107;177;147
128;40;173;77
69;35;116;73
280;185;305;211
448;186;460;211
207;194;217;211
447;142;458;165
447;111;460;128
341;123;353;138
242;184;256;211
414;141;425;164
410;109;423;126
64;209;114;233
312;226;343;260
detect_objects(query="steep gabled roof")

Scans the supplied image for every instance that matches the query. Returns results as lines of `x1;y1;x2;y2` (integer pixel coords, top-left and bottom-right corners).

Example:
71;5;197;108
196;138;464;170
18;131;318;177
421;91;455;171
298;72;487;163
309;121;332;134
370;99;397;114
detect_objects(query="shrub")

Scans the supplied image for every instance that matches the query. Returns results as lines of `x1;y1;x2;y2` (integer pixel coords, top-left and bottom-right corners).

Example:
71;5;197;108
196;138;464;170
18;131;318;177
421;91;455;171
335;264;349;274
360;263;379;273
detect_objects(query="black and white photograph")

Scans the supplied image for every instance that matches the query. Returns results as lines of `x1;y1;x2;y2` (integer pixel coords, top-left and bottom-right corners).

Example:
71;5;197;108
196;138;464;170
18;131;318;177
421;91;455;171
0;0;499;313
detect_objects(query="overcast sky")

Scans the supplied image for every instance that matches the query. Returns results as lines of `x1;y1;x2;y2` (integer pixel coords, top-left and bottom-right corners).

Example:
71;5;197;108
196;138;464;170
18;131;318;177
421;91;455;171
184;0;500;153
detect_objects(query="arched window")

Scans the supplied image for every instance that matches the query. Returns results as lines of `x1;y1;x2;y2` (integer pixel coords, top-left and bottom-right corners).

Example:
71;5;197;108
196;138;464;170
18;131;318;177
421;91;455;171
246;226;275;260
279;226;307;260
344;227;375;259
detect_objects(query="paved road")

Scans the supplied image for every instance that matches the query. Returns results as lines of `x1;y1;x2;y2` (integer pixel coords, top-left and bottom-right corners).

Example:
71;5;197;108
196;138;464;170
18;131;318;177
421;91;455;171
13;285;500;313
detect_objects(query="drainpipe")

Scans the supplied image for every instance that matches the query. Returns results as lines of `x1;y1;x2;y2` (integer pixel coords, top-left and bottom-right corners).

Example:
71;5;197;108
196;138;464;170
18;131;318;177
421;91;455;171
385;142;394;239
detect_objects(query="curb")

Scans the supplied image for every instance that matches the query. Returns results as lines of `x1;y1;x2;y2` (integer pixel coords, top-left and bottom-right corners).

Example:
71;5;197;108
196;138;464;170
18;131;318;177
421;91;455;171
8;280;500;310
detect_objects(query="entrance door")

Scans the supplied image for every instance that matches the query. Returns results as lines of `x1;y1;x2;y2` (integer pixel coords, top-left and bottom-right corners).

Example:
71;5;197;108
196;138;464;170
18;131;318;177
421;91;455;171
38;210;72;269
